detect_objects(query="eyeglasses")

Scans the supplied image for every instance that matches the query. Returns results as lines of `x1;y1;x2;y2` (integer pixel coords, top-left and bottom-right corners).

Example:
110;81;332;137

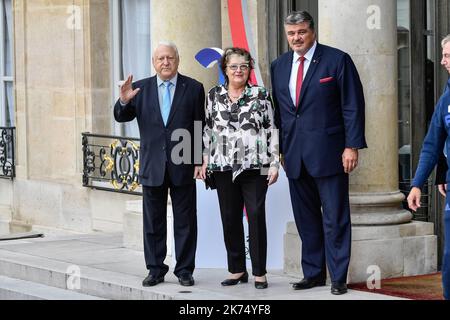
227;63;250;71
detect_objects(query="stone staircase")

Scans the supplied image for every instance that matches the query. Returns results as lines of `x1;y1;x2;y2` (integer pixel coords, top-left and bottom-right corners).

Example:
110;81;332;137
0;232;404;300
0;275;103;300
0;234;178;300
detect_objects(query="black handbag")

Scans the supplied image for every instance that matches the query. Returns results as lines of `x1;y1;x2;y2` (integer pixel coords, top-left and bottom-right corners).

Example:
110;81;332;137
204;170;217;190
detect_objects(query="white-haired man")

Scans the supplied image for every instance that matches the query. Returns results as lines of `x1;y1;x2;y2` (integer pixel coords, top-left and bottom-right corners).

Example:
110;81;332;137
115;42;205;287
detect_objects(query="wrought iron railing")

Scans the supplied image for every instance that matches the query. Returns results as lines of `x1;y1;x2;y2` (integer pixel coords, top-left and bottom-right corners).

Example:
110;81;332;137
0;127;15;179
82;132;142;195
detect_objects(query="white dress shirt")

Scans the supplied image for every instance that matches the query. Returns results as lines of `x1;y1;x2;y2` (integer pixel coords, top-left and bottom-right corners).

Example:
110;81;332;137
289;41;317;106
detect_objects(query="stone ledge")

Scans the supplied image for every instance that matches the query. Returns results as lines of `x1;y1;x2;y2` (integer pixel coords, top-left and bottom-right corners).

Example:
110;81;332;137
0;238;403;300
0;204;12;234
0;250;174;300
284;221;437;283
352;221;434;241
9;219;32;233
0;275;104;300
125;200;142;213
286;221;298;235
123;211;143;251
286;221;434;240
123;200;174;265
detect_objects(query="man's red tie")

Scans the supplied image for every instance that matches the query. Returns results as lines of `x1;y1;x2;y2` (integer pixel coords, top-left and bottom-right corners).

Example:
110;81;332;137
295;56;306;108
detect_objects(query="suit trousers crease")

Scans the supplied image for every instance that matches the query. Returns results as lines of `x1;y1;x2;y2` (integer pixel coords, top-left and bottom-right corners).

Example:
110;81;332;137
288;166;351;283
214;170;268;276
142;169;197;278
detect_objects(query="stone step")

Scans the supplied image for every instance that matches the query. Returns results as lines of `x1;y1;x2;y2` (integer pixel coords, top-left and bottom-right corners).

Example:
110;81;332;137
0;250;232;300
0;275;104;300
0;233;404;300
0;232;44;241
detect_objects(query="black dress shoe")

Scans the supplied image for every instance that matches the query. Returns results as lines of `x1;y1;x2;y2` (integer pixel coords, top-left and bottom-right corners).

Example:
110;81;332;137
331;282;347;295
292;277;326;290
221;271;249;286
255;281;268;289
178;274;195;286
142;274;164;287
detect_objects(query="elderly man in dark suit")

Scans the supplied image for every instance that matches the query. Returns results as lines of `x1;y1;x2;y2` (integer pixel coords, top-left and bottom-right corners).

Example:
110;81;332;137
114;41;205;287
271;11;367;295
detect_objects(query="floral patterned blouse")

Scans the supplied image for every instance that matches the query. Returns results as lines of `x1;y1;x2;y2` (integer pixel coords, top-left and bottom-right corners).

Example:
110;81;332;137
203;84;280;181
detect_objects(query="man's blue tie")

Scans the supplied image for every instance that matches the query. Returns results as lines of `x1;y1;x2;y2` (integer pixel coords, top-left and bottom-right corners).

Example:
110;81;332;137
162;81;172;126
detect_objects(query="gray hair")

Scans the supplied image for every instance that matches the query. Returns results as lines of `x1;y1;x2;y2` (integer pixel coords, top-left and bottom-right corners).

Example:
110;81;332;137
442;35;450;48
154;41;179;59
284;11;315;31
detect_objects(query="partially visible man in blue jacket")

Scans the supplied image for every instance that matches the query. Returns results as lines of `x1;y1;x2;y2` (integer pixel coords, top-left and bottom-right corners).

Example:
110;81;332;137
407;34;450;300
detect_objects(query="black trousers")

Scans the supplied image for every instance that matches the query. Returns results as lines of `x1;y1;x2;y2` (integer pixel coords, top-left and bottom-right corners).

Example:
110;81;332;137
214;170;268;276
142;169;197;278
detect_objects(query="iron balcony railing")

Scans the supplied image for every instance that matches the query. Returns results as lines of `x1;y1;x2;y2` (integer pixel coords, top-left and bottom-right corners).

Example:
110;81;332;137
0;127;15;179
82;132;142;195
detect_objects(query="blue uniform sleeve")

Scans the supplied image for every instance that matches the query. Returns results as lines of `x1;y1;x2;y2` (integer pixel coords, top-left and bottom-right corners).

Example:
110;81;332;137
411;101;447;189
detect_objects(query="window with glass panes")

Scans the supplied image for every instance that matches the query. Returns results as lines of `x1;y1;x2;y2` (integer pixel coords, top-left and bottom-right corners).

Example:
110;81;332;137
0;0;13;127
110;0;151;138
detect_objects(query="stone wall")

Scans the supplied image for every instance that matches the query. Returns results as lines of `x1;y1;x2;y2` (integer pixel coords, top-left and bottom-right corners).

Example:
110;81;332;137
0;179;12;234
6;0;136;233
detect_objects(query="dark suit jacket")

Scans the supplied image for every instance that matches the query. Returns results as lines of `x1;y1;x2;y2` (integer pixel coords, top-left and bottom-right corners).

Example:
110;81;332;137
114;74;205;187
271;43;367;179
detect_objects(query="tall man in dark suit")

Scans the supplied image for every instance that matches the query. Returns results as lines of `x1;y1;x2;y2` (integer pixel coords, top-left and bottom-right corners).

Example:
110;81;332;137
114;42;205;287
271;11;367;295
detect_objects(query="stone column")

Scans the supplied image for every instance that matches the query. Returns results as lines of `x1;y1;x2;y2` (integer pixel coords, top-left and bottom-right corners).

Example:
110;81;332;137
319;0;411;225
151;0;222;90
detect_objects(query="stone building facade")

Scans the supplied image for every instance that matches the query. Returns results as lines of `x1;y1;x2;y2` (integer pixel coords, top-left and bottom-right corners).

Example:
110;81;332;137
1;0;448;282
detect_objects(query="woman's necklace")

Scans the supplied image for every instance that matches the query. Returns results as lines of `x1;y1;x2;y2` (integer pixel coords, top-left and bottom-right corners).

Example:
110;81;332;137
228;88;244;100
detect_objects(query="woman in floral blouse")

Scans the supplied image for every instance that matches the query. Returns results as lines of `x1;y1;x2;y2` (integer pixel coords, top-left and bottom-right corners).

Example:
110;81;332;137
200;47;279;289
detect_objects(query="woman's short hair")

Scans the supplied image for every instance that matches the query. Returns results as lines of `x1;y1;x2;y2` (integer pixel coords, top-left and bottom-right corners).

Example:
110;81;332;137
220;47;254;85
